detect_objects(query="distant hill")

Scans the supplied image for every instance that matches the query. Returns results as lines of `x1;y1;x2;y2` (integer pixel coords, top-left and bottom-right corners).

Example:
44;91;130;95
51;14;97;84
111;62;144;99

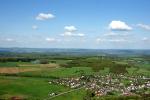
0;48;150;56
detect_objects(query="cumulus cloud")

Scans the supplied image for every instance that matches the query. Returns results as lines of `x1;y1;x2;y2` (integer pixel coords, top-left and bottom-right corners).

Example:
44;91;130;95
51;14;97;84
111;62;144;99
137;24;150;30
45;37;60;42
64;26;77;32
61;25;85;37
36;13;55;20
109;20;132;31
32;25;38;30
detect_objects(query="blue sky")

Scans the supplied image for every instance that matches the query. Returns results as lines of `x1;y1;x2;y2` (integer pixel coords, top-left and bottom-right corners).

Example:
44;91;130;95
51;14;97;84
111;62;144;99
0;0;150;49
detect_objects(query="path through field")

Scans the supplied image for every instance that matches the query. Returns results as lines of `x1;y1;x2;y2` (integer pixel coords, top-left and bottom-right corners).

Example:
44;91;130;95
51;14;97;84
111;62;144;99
45;86;85;100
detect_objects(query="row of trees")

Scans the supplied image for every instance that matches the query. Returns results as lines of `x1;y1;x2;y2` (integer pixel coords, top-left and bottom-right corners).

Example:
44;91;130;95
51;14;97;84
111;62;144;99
62;58;131;74
83;90;143;100
0;57;35;62
0;57;50;64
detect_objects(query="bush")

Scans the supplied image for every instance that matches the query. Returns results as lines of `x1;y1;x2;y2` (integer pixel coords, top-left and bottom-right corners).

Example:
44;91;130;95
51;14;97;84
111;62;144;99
40;59;49;64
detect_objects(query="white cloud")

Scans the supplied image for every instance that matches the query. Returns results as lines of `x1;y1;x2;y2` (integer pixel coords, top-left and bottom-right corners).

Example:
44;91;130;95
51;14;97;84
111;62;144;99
61;32;85;37
96;38;127;43
5;38;14;42
64;26;77;32
61;32;72;36
103;32;129;37
75;33;85;37
142;37;149;41
103;32;116;36
32;25;38;30
61;25;85;37
36;13;55;20
96;38;104;43
109;39;127;42
109;20;132;31
137;24;150;30
45;38;60;42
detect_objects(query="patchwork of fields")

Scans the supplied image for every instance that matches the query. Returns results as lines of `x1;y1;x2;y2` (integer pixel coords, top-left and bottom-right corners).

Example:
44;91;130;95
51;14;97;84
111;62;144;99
0;55;150;100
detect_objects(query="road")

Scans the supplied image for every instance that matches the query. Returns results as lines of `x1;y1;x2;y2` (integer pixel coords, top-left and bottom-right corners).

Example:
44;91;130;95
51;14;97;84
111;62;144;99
45;86;85;100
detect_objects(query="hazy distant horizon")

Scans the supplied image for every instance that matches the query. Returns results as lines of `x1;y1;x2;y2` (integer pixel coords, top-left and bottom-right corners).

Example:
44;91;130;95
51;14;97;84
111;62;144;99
0;47;150;50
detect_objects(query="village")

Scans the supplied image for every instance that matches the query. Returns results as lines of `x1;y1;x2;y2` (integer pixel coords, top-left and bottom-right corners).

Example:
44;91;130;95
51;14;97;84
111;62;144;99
48;74;150;97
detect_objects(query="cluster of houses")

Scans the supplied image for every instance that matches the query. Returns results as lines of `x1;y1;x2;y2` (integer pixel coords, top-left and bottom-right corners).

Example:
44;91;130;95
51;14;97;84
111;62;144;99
49;74;150;97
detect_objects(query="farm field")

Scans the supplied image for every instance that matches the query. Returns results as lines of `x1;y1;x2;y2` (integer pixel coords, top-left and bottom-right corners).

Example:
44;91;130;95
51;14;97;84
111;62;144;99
0;76;71;99
0;51;150;100
1;0;150;99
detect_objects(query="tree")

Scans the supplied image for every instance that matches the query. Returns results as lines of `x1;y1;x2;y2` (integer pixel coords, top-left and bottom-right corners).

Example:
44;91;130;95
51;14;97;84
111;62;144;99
40;59;49;64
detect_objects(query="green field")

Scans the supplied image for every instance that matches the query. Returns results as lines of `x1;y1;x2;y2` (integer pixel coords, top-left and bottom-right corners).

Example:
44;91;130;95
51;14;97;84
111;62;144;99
19;67;94;78
0;76;71;99
0;55;150;100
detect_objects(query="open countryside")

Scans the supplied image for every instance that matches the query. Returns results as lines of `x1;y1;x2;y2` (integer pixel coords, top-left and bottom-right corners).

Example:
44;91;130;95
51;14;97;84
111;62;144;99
0;49;150;100
0;0;150;100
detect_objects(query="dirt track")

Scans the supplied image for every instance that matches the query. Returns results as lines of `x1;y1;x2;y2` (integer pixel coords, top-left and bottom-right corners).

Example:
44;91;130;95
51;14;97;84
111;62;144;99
19;63;59;68
0;63;59;74
0;67;38;74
